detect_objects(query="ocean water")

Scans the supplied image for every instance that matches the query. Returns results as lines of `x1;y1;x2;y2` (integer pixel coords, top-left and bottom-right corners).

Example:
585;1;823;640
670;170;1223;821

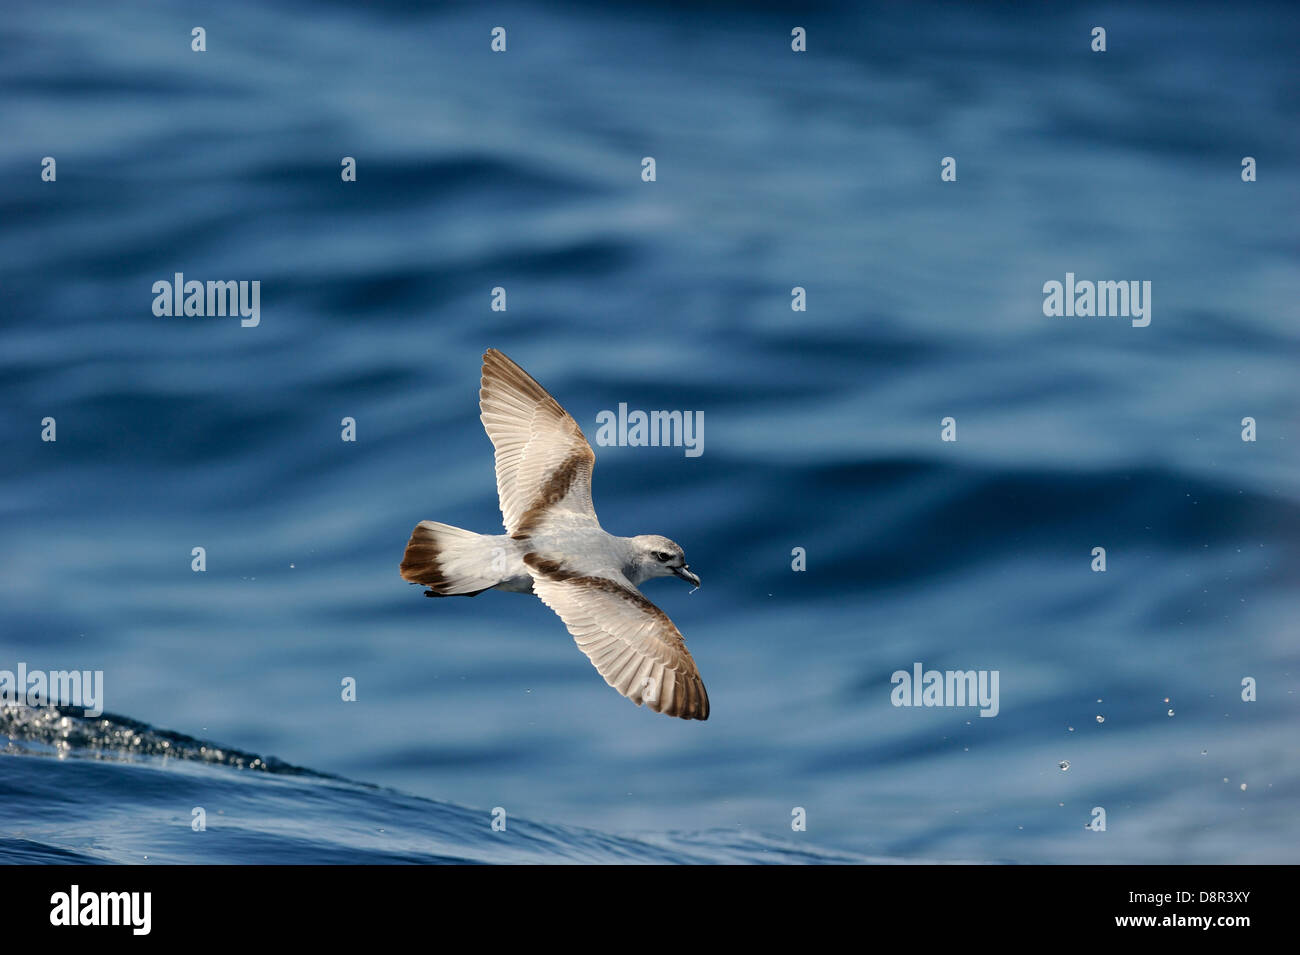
1;0;1298;864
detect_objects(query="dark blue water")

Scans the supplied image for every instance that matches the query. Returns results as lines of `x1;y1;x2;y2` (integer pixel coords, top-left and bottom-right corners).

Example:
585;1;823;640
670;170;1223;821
2;0;1298;863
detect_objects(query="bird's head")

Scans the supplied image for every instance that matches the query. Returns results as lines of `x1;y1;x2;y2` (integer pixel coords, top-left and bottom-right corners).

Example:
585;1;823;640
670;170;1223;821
629;535;699;588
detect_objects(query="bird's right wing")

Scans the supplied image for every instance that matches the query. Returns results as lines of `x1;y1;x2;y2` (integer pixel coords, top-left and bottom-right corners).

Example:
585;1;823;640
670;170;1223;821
479;349;598;537
525;554;709;721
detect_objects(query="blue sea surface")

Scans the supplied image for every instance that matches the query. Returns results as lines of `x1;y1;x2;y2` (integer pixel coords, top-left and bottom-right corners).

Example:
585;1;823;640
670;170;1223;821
1;0;1298;863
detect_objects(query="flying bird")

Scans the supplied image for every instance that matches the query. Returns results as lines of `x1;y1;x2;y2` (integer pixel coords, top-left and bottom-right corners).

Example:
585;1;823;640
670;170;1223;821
400;349;709;720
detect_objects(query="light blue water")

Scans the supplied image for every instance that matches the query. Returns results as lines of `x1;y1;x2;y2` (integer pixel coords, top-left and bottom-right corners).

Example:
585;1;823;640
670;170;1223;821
1;0;1297;863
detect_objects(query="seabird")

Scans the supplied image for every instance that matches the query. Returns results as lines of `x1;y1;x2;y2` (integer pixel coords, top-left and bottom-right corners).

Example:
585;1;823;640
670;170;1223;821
400;349;709;721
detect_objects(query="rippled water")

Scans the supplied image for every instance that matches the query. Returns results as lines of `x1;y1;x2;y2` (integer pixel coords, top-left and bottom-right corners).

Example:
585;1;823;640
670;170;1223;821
1;0;1298;863
3;707;875;863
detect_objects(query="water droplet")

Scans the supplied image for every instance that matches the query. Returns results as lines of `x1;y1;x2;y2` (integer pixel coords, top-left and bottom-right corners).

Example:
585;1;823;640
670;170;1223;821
1059;760;1070;771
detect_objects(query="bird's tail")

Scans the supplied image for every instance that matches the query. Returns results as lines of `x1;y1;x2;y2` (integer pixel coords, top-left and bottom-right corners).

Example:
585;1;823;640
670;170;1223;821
399;521;503;597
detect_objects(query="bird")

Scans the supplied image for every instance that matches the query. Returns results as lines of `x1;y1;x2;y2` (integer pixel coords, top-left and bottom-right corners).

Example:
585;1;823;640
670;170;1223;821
399;349;709;721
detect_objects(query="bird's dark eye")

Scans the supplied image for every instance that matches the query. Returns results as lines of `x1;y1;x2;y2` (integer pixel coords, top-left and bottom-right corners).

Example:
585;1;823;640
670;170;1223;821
654;551;671;562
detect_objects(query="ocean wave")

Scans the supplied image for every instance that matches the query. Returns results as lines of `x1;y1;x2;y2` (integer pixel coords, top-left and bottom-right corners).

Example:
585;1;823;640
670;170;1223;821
1;706;875;864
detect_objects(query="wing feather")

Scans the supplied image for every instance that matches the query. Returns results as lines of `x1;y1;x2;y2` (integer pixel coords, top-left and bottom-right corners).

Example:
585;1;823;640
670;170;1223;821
525;555;709;721
479;349;597;537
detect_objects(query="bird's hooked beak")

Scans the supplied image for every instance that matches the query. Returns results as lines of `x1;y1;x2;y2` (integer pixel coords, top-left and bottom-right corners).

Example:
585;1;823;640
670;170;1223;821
673;565;700;588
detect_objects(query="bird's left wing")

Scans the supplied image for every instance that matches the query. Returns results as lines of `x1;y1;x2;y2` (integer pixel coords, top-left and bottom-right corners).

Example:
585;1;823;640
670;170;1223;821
525;554;709;721
479;348;598;537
